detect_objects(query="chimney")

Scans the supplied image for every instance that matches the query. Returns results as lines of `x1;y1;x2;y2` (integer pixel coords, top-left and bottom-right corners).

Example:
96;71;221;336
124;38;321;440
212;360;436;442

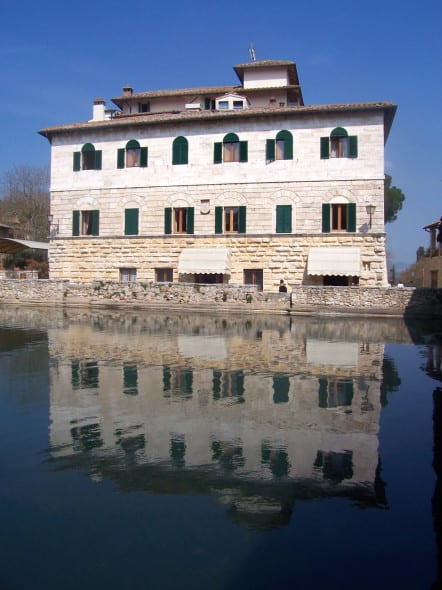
92;98;106;121
123;86;133;96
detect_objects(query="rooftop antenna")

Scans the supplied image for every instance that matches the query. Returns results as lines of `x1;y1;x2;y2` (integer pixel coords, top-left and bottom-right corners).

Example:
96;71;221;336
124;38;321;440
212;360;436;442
249;43;256;62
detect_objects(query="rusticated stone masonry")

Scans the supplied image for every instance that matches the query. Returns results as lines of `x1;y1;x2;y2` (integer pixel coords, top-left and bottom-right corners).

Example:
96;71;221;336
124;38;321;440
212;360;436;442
0;280;441;317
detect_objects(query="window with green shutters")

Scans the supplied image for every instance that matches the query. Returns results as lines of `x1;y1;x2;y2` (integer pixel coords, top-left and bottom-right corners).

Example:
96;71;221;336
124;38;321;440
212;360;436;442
267;130;293;162
276;205;292;233
172;136;188;165
124;208;139;235
117;140;148;169
164;207;194;234
214;206;246;233
318;378;353;408
320;128;358;159
123;364;138;395
322;203;356;233
73;143;102;171
72;210;99;236
214;133;248;163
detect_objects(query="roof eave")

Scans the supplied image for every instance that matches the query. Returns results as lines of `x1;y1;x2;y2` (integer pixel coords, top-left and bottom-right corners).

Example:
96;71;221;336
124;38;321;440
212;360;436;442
38;102;397;140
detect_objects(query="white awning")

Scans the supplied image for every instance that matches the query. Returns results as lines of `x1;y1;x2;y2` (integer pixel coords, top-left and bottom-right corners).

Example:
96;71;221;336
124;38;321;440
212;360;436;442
307;247;360;276
178;248;231;274
306;340;359;367
178;335;227;361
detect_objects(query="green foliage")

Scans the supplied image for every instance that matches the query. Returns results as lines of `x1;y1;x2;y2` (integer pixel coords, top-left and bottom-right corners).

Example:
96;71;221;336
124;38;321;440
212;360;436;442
3;250;48;278
384;174;405;224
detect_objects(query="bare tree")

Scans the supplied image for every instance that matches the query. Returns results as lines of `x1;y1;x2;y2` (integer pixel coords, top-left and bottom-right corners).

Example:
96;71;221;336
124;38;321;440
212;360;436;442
0;165;50;241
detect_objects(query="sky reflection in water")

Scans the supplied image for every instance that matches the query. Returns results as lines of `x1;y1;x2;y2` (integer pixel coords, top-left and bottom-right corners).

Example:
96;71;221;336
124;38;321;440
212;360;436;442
0;306;441;590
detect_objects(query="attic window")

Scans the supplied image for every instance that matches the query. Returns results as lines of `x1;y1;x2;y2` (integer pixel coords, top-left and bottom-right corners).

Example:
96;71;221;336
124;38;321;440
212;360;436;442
138;102;150;113
215;95;247;111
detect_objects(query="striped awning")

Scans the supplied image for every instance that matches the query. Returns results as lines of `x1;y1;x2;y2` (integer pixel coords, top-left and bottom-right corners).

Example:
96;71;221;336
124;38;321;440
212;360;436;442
307;247;360;277
178;248;231;274
0;238;49;255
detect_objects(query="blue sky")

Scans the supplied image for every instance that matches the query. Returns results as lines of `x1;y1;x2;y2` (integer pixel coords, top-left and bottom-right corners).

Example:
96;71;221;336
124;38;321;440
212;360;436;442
1;0;440;266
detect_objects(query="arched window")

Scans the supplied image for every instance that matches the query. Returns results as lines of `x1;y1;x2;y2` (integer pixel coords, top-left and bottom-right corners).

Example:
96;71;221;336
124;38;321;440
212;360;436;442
223;132;239;162
125;139;140;167
117;140;148;168
320;127;358;159
172;136;188;165
214;133;248;163
267;130;293;162
275;130;293;160
73;143;102;171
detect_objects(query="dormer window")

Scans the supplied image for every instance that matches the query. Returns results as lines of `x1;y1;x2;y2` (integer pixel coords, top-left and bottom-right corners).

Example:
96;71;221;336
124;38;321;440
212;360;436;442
215;94;247;111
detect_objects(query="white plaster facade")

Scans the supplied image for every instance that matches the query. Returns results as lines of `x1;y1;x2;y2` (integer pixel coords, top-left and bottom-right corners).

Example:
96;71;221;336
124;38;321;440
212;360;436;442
40;59;396;290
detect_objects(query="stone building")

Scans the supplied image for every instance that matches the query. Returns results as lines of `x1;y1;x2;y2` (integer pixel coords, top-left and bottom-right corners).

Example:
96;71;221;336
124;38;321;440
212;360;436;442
402;216;442;288
39;59;396;290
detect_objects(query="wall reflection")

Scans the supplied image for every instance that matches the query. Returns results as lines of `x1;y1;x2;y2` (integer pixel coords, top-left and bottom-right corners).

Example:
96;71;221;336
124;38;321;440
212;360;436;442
22;309;396;530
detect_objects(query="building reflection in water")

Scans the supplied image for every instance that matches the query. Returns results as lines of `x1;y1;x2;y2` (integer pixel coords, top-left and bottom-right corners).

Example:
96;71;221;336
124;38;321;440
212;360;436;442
45;311;394;530
422;336;442;589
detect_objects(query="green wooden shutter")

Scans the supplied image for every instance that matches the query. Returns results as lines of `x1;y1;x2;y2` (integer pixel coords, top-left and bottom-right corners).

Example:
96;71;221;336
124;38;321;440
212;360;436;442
215;206;223;234
117;148;125;169
276;130;293;160
72;210;80;236
348;203;356;232
273;376;290;404
173;137;188;165
343;381;354;405
318;378;328;408
94;151;102;170
266;139;275;162
322;204;330;233
186;207;194;234
238;206;246;233
164;208;172;234
284;134;293;160
214;142;222;164
349;136;358;158
73;152;81;171
91;210;99;235
239;141;248;162
204;98;211;110
125;208;139;235
320;137;330;159
140;147;148;167
183;369;193;394
276;205;292;233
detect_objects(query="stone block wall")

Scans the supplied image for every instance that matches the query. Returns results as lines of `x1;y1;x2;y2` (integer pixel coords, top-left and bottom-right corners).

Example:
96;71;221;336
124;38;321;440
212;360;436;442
0;279;441;317
48;232;387;289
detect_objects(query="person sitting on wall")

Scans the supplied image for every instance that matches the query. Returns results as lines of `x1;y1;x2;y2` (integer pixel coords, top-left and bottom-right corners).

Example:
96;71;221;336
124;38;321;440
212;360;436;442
279;279;287;293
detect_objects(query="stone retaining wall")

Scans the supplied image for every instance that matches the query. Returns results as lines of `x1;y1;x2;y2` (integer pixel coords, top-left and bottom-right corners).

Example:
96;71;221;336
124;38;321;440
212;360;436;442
0;279;441;317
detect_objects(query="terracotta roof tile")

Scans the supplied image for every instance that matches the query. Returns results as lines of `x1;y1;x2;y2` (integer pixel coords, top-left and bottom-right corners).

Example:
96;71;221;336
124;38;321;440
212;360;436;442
39;101;397;139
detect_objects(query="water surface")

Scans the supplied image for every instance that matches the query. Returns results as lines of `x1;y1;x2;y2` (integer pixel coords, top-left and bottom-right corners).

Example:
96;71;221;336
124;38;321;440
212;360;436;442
0;305;441;589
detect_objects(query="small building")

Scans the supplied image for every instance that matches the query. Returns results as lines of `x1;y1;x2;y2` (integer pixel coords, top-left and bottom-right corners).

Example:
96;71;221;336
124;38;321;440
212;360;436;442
39;59;396;290
422;217;442;288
